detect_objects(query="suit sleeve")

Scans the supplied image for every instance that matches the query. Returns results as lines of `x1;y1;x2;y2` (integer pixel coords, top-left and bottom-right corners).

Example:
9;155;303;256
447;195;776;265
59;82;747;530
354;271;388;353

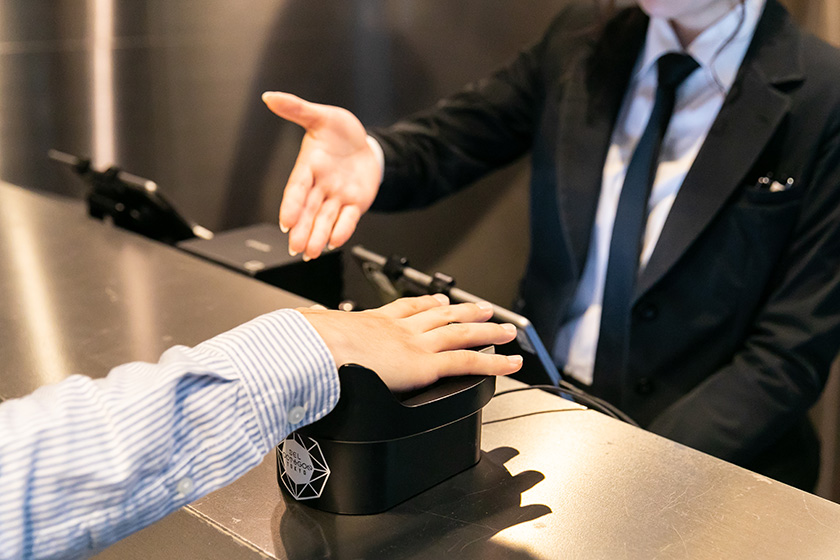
368;17;560;211
648;119;840;467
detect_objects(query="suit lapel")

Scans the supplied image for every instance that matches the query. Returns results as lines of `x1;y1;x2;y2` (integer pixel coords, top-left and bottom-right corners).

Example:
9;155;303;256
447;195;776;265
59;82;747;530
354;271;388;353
555;8;648;276
634;0;804;301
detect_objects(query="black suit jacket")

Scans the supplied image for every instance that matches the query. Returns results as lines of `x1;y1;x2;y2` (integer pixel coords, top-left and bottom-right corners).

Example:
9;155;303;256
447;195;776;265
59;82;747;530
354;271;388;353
370;0;840;489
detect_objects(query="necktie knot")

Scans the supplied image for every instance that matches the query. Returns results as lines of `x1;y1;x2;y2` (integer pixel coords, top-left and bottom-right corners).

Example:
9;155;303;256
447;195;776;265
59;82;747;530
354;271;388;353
657;52;699;90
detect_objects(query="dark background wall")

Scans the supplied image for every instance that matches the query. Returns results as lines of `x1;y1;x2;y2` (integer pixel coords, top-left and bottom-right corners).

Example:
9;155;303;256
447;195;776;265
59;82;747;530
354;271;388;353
0;0;571;309
1;0;839;500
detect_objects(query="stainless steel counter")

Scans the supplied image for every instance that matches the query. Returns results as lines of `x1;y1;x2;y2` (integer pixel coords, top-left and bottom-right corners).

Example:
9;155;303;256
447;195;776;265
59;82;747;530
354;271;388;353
1;181;838;559
0;181;311;401
99;375;840;560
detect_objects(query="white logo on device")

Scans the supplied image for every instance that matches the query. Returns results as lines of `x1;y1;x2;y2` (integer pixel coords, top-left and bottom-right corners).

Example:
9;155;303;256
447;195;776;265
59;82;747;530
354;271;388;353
278;433;330;500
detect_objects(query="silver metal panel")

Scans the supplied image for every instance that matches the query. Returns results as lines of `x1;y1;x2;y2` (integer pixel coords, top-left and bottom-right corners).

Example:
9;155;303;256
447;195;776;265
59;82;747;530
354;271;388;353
0;1;567;309
94;509;269;560
0;0;559;228
0;181;310;399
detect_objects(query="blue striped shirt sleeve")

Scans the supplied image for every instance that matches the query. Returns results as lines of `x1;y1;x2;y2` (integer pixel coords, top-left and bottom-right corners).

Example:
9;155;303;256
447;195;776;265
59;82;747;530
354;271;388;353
0;308;339;559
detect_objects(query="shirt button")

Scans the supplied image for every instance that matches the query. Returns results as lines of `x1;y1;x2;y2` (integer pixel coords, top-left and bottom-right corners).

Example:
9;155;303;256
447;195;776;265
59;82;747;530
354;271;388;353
176;477;195;497
288;405;306;425
634;378;656;395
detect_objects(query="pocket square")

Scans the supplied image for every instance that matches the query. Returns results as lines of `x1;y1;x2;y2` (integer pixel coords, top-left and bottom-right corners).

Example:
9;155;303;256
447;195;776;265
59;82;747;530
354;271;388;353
756;174;795;193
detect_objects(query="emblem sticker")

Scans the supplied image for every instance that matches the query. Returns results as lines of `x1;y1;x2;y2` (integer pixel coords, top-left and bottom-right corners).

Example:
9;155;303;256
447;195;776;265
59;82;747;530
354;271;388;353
278;433;330;500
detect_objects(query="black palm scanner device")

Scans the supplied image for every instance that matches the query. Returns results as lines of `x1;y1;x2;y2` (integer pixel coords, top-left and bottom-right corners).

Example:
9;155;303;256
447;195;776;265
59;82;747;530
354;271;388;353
277;365;496;514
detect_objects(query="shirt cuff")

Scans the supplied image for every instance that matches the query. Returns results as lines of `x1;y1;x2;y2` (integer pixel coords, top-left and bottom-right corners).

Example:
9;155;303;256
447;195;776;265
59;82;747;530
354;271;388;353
187;309;340;454
366;134;385;186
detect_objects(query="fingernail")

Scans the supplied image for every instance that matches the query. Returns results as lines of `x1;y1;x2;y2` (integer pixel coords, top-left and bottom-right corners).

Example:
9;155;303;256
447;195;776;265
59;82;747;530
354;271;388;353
327;244;336;251
289;248;298;257
502;323;517;336
280;224;290;233
432;293;449;305
476;301;493;311
302;254;311;262
507;355;523;367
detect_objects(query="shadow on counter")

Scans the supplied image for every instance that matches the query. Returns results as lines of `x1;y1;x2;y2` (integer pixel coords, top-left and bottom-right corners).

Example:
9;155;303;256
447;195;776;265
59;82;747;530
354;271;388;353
272;447;550;559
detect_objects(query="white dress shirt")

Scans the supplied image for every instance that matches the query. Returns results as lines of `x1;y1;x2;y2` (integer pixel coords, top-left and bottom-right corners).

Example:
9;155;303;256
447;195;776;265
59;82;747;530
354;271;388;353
554;0;766;385
0;309;338;559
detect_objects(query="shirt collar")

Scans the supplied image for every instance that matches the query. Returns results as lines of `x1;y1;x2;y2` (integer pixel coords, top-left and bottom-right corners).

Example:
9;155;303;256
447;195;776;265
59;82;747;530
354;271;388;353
636;0;766;91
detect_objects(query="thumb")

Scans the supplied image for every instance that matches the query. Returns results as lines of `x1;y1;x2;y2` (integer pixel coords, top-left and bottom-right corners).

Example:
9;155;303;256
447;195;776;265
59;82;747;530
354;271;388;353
262;91;325;130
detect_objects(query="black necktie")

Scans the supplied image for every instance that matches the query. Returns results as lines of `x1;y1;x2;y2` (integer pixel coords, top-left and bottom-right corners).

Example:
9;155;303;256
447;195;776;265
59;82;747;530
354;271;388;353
592;53;699;404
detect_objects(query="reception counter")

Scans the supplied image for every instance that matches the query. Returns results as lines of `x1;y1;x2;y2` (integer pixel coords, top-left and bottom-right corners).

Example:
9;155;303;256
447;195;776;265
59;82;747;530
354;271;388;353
0;182;838;559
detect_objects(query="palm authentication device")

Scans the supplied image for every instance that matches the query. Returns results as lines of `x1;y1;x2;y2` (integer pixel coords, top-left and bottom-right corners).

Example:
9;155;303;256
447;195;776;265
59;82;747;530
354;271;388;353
277;365;495;514
275;245;563;515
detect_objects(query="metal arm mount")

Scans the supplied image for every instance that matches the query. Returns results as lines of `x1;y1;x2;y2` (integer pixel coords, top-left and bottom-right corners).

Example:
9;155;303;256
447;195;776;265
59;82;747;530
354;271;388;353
48;149;212;245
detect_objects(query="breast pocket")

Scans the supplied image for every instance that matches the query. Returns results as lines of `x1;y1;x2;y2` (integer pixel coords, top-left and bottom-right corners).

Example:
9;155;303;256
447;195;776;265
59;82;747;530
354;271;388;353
742;182;806;205
721;181;806;293
734;179;804;240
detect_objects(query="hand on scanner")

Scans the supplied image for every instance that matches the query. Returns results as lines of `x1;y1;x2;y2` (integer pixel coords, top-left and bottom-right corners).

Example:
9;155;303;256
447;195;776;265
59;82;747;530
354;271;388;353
300;294;522;392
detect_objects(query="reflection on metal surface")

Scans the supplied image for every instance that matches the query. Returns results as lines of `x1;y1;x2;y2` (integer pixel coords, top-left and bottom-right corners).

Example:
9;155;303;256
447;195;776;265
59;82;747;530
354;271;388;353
0;191;68;384
0;182;313;399
274;447;549;559
118;243;158;361
135;376;840;560
90;0;115;167
0;0;554;261
0;0;561;316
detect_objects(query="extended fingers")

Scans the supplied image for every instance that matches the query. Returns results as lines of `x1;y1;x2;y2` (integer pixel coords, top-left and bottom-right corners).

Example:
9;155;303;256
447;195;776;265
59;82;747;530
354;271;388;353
406;300;495;332
374;294;450;319
306;198;342;259
425;322;518;352
279;160;314;233
329;205;362;249
288;184;326;256
433;350;523;379
296;199;362;258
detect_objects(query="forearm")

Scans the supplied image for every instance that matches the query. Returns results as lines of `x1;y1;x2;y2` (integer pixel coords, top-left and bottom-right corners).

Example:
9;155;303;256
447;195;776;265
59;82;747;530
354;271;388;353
647;346;826;465
0;309;338;559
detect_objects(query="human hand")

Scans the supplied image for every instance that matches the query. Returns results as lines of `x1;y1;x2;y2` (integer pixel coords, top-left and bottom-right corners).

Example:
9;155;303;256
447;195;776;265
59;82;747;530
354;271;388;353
299;295;522;392
262;92;382;260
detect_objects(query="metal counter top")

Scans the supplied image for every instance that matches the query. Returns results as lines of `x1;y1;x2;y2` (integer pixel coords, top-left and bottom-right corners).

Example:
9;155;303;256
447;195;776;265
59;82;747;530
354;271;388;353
102;376;840;560
0;181;311;400
1;182;838;559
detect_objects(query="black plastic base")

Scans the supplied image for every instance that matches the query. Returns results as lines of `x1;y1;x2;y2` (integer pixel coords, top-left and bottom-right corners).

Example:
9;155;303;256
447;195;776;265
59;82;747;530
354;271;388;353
277;411;482;514
277;365;495;514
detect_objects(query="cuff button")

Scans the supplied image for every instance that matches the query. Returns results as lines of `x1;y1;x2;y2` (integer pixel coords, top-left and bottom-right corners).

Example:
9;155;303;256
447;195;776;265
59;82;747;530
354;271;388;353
288;405;306;424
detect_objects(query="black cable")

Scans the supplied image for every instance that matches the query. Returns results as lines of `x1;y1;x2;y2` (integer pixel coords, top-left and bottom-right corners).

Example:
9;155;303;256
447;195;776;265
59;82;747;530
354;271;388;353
504;385;635;426
494;384;639;427
351;245;639;427
556;380;636;425
495;385;611;419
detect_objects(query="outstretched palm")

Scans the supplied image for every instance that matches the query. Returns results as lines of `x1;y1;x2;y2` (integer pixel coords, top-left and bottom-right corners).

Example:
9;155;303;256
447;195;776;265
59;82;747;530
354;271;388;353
263;92;382;259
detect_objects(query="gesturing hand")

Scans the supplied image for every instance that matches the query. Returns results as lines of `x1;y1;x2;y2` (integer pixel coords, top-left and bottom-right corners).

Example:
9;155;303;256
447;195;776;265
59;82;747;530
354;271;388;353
262;92;382;261
299;295;523;392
